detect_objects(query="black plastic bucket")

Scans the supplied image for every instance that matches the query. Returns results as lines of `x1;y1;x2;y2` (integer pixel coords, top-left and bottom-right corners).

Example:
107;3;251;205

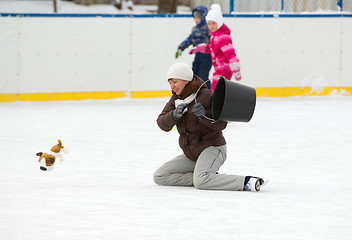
212;77;256;122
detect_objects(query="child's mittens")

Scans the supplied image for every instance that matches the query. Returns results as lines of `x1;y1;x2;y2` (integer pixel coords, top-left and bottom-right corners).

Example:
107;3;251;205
175;48;182;58
229;58;242;81
189;43;207;54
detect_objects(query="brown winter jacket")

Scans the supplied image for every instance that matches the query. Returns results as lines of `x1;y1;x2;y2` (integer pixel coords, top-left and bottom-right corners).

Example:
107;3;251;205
157;77;227;161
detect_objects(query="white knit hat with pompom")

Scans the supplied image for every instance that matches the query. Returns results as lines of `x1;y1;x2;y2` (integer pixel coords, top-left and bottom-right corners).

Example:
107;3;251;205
206;4;223;29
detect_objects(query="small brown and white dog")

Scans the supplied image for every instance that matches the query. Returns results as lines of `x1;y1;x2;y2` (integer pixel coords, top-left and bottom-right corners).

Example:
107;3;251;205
37;139;68;171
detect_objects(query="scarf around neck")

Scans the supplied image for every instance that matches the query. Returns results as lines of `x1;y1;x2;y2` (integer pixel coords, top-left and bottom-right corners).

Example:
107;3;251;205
174;93;197;114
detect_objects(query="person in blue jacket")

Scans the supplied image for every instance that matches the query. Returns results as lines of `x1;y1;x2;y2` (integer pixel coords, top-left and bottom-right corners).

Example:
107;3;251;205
175;5;212;89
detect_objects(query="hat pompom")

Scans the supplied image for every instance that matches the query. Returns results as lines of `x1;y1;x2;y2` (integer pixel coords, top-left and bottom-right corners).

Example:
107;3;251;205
211;4;221;11
206;4;223;29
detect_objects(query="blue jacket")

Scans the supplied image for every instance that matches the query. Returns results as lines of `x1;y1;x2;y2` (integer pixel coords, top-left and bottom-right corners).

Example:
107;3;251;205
178;5;210;51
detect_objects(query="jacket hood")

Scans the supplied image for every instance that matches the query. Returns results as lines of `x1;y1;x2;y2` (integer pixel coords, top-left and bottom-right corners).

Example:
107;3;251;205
212;23;231;36
192;5;208;21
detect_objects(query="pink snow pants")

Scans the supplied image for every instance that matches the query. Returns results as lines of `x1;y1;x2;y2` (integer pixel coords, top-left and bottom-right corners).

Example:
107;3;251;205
210;68;233;92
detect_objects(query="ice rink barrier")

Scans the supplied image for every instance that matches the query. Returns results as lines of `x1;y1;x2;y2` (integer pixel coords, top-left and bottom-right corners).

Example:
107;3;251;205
0;13;351;101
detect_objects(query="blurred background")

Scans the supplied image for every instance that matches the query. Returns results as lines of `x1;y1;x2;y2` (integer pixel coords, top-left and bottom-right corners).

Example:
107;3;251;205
1;0;351;14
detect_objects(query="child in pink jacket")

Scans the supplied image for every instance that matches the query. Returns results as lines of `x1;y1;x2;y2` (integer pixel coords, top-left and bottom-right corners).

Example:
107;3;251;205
189;4;241;92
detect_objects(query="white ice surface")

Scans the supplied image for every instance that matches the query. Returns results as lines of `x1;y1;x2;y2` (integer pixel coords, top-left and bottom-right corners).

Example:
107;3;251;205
0;96;352;240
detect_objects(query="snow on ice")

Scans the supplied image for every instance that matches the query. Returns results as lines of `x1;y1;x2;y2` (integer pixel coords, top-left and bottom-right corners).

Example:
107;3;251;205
0;96;352;240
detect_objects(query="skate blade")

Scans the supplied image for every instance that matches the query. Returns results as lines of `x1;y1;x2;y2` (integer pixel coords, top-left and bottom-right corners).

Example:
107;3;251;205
258;179;269;191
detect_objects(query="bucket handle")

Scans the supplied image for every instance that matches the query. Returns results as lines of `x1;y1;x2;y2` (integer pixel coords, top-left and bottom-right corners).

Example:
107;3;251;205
194;79;216;123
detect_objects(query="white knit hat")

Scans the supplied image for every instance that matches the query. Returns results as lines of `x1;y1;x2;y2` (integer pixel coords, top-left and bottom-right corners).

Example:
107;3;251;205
206;4;223;29
167;63;193;81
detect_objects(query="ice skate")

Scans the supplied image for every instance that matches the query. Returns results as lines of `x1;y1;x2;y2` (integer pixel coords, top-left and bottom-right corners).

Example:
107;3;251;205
244;176;266;191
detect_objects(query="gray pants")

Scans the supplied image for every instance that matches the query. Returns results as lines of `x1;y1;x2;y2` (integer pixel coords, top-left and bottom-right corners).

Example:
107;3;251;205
153;145;245;191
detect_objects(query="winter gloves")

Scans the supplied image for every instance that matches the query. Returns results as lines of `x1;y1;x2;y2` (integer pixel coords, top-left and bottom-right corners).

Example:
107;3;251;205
175;48;182;59
189;43;207;54
172;103;188;120
229;57;242;81
192;103;206;120
177;42;208;57
173;103;206;121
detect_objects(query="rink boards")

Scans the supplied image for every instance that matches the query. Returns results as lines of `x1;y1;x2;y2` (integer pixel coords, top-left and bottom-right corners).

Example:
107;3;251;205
0;14;351;101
